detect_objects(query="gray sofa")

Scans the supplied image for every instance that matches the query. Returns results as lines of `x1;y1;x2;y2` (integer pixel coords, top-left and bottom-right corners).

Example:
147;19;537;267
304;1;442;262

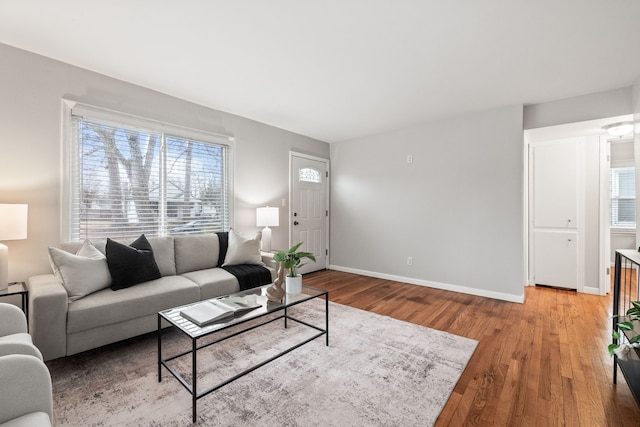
27;234;275;361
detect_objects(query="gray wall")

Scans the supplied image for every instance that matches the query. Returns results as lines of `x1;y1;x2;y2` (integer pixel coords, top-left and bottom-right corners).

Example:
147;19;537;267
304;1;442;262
0;43;329;282
330;105;525;301
523;86;633;130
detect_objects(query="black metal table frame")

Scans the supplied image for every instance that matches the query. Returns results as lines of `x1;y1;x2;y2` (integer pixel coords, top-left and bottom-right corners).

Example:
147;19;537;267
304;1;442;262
612;249;640;406
157;289;329;422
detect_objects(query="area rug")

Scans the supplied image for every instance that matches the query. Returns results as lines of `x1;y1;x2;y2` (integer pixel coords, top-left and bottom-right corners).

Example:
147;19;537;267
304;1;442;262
47;300;477;426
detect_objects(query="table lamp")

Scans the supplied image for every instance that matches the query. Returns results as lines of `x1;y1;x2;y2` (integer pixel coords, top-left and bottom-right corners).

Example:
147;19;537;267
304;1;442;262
256;206;279;252
0;204;28;291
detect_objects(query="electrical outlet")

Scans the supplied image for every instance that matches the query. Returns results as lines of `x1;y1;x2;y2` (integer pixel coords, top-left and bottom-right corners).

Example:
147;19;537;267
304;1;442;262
406;154;413;164
407;256;413;266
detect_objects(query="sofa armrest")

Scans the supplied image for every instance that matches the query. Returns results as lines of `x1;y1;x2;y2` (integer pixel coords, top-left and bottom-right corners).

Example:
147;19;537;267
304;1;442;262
260;253;279;281
26;274;68;361
0;303;27;336
0;341;43;360
260;251;275;265
0;354;53;425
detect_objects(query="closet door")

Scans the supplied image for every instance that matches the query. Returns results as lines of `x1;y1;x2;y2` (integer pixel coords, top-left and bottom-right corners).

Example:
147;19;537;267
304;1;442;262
531;140;583;290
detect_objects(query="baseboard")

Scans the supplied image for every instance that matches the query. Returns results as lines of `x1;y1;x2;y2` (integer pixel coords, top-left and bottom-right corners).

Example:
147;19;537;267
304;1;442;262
328;264;525;304
582;286;603;296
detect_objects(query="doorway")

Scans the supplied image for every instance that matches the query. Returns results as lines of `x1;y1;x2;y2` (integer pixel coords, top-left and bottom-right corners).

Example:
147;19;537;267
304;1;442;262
524;114;635;295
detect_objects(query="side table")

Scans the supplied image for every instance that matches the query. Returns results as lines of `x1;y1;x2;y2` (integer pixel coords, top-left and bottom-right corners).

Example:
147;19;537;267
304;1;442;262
0;282;28;328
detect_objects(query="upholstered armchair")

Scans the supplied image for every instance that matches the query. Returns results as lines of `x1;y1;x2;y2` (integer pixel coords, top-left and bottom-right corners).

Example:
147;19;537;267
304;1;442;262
0;354;53;426
0;303;42;359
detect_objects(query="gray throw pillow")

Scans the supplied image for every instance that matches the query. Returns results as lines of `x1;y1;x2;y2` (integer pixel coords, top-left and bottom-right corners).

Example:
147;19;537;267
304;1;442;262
222;229;263;266
48;239;112;302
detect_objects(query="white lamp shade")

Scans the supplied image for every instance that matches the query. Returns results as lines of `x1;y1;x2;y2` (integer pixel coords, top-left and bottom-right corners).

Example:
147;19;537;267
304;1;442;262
256;206;279;227
0;204;28;241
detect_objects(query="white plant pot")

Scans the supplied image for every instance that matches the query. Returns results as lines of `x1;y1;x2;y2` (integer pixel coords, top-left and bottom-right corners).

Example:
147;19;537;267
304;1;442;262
285;275;302;294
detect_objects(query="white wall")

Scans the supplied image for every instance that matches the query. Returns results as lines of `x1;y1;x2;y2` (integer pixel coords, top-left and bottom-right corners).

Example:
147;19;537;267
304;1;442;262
0;43;329;282
330;105;525;302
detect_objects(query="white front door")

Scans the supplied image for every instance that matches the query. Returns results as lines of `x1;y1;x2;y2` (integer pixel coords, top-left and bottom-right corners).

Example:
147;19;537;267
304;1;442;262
290;152;329;274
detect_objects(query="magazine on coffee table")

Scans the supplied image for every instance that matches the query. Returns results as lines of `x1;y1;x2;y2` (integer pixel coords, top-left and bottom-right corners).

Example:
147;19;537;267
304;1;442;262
180;296;261;326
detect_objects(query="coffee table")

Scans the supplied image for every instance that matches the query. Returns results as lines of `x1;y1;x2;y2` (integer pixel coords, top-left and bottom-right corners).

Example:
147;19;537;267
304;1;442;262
157;284;329;422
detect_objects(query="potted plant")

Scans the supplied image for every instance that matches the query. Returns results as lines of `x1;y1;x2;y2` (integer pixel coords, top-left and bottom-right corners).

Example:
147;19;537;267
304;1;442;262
273;242;316;294
609;301;640;360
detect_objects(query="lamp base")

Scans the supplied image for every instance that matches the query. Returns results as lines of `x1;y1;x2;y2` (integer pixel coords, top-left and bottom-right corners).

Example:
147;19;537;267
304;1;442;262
0;243;8;291
261;226;272;252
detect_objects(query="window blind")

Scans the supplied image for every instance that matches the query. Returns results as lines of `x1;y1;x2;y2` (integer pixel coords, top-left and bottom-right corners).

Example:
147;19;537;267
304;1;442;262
70;115;231;241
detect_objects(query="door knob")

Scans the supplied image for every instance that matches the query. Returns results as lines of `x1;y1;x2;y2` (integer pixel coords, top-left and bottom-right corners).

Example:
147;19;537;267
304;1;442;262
294;221;299;226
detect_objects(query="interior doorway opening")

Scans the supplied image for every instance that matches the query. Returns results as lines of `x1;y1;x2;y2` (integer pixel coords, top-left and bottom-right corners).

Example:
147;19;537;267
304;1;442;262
524;114;635;296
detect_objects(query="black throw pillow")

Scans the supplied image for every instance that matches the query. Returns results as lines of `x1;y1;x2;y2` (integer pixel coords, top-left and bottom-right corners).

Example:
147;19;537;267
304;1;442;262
106;234;161;290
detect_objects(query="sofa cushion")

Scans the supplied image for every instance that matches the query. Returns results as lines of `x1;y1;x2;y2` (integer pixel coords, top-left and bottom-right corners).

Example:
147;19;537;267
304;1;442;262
181;268;242;300
47;240;111;302
222;229;263;266
66;275;200;333
106;235;162;290
174;234;220;274
147;237;176;277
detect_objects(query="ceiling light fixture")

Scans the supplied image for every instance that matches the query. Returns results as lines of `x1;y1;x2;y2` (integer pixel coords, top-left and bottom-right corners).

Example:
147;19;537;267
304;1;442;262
603;121;634;137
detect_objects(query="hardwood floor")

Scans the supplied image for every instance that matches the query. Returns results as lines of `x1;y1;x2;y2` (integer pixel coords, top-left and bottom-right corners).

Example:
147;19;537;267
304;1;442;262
303;269;640;426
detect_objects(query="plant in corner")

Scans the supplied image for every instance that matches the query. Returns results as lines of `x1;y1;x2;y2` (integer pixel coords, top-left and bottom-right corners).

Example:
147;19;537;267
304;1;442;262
609;301;640;360
273;242;316;277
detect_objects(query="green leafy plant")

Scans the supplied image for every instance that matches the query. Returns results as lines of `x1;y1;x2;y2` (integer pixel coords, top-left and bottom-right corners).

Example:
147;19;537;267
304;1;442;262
273;242;316;277
609;301;640;358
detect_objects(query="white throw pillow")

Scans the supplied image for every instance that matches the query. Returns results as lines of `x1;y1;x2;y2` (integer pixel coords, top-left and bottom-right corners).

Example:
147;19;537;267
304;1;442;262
222;229;263;266
48;239;112;302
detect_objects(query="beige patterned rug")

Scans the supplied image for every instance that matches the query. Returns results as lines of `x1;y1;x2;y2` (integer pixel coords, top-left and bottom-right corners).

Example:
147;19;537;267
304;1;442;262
47;300;477;426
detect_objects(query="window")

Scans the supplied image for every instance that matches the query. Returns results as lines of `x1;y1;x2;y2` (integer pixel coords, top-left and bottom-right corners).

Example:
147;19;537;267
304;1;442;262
299;167;321;183
67;107;231;241
610;166;636;230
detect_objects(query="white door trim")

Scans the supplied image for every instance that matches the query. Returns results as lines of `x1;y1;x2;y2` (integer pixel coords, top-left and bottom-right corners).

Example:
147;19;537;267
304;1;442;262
289;151;330;270
598;136;611;295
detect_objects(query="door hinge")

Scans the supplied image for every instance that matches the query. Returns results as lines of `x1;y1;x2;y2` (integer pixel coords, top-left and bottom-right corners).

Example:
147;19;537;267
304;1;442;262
326;210;328;216
326;171;329;178
326;249;328;255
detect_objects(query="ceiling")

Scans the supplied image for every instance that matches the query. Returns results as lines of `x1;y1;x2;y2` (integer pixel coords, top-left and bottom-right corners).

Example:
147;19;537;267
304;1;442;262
1;1;639;143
